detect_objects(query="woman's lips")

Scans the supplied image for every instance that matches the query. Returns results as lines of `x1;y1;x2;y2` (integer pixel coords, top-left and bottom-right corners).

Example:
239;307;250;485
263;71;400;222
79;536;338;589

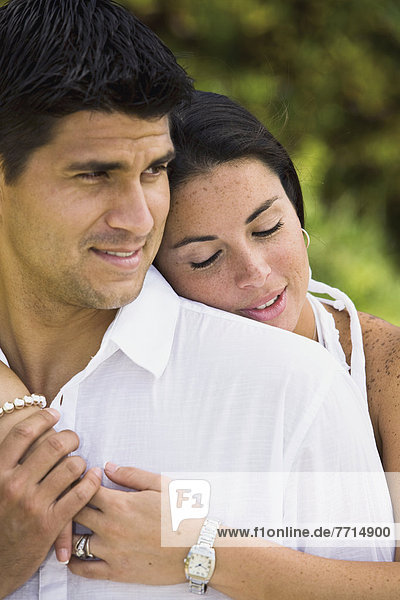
239;288;287;323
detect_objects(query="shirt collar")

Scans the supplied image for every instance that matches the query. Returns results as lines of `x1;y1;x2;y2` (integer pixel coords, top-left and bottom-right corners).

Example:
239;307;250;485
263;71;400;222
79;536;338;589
0;267;180;383
100;266;180;378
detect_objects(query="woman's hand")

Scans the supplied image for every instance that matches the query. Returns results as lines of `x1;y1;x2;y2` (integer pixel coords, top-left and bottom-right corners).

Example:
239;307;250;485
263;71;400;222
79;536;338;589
0;404;76;565
68;465;203;584
0;408;102;597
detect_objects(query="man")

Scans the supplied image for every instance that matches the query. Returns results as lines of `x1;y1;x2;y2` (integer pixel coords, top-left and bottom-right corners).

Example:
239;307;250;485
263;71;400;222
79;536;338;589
0;1;393;599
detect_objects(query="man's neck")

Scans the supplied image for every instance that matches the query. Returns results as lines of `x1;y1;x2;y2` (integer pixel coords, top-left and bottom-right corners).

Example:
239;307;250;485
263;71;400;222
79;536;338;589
0;298;117;402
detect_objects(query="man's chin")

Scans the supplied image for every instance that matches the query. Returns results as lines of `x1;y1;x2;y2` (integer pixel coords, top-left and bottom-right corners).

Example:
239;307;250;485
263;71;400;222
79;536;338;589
78;281;145;311
93;291;143;310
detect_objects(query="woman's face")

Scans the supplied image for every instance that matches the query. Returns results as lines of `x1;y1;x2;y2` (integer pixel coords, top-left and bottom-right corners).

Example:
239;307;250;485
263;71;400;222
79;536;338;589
156;158;310;333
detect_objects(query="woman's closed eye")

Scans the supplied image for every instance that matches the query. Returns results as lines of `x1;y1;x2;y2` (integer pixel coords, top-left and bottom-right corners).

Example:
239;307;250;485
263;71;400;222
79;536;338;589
190;250;222;270
252;220;283;238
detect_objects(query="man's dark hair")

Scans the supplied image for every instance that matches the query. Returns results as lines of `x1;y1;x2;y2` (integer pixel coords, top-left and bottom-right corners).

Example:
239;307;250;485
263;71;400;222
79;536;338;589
0;0;193;183
169;91;304;226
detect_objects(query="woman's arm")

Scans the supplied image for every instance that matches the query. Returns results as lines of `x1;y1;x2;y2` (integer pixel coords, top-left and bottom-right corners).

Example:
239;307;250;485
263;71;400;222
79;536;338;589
0;361;77;566
0;361;38;443
360;312;400;466
68;463;400;599
212;544;399;600
360;312;400;559
0;362;102;597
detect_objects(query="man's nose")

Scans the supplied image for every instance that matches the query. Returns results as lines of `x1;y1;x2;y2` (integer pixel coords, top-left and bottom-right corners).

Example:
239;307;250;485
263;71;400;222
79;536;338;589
105;182;154;236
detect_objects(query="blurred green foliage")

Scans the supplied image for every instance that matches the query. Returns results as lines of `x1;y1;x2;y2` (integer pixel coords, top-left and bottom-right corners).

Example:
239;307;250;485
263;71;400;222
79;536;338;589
120;0;399;324
0;0;398;322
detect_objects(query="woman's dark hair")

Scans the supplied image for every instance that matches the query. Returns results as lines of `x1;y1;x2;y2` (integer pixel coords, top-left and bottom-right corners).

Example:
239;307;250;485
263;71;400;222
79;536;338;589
0;0;193;183
169;91;304;226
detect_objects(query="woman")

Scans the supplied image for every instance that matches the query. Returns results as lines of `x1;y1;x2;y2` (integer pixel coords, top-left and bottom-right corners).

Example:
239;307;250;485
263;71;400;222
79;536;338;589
1;91;399;599
156;91;400;597
156;90;399;459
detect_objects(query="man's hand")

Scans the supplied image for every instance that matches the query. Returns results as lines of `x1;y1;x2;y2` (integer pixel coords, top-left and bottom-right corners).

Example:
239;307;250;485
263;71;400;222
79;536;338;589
68;465;200;585
0;408;102;598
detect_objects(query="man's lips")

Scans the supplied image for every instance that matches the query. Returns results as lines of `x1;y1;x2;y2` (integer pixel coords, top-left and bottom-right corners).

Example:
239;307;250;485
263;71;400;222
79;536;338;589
95;249;138;257
91;246;144;269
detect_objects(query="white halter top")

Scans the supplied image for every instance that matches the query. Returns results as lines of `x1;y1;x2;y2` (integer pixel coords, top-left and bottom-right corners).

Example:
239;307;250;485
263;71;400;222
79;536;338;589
307;277;367;405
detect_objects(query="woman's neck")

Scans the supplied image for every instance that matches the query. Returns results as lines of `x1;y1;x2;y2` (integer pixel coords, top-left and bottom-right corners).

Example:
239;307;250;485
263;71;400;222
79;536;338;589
293;297;317;341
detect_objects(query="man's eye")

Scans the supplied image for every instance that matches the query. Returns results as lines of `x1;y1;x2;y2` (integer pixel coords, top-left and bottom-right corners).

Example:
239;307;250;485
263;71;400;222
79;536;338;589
252;220;283;238
77;171;108;181
190;250;222;270
142;164;168;176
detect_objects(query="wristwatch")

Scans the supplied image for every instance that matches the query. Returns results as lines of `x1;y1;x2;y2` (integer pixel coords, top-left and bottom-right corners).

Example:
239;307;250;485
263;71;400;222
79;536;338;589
184;518;220;594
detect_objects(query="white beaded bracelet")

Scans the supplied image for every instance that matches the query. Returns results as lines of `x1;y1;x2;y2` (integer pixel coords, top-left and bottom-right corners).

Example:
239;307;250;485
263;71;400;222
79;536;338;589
0;394;47;418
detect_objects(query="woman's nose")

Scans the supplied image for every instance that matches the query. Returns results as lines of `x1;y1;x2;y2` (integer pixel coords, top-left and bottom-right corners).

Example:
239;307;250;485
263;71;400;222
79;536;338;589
235;254;272;289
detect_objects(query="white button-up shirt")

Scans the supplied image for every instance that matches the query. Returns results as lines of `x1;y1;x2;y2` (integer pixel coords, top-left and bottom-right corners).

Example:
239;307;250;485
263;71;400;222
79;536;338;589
6;267;394;599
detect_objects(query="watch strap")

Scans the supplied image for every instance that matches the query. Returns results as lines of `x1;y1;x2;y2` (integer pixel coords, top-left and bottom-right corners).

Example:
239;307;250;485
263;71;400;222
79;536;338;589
186;518;220;595
189;580;208;595
197;518;220;548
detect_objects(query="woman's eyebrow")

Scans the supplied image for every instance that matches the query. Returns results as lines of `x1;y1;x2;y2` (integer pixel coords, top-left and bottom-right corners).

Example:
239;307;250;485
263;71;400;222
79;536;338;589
172;235;218;249
245;196;279;224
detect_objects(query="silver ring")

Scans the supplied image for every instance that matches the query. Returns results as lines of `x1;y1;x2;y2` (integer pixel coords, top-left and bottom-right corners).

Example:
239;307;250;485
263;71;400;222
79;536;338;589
73;534;95;559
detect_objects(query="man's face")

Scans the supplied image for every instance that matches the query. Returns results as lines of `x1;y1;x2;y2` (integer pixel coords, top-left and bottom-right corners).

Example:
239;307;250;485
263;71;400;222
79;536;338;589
0;111;173;310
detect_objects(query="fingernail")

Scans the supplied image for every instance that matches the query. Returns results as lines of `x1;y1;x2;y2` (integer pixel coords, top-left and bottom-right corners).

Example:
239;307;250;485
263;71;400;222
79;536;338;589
45;408;60;418
57;548;70;564
92;467;102;478
104;462;118;474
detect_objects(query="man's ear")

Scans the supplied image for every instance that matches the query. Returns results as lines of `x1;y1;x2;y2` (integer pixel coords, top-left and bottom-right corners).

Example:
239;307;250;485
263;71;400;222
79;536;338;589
0;163;6;222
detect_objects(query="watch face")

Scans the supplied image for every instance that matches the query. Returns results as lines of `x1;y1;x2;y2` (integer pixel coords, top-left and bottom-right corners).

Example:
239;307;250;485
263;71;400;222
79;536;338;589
188;553;213;579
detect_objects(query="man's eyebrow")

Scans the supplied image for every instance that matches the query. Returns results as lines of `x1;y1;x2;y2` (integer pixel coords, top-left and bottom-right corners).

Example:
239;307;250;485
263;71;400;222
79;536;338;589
245;196;279;224
172;235;218;249
66;150;176;173
148;149;176;167
66;160;123;172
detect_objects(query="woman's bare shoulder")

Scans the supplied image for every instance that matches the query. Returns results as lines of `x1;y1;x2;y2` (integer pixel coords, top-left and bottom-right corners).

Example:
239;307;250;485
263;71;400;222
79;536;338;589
359;312;400;469
359;312;399;380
